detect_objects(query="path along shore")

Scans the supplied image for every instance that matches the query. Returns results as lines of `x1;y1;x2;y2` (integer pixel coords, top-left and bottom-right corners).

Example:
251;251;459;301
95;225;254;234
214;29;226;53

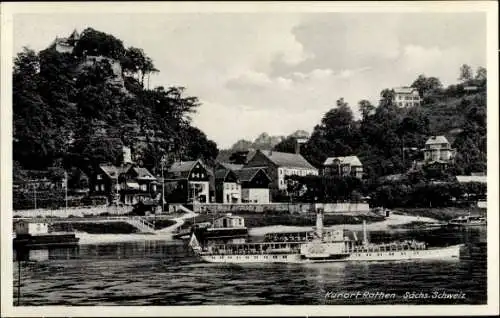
75;212;437;245
75;210;198;245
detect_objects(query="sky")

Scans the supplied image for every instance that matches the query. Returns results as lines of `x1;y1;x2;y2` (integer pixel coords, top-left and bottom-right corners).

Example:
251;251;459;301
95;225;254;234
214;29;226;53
12;11;486;149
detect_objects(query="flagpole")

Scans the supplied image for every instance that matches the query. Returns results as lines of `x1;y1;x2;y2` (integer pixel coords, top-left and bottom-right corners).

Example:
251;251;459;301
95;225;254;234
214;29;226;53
65;171;68;214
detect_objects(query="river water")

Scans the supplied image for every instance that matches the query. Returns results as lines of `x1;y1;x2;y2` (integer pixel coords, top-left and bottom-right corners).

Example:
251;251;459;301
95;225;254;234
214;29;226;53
13;227;486;306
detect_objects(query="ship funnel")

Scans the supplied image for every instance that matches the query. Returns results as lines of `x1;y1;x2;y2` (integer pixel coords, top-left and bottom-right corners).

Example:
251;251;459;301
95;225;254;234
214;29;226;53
362;219;368;245
316;209;324;239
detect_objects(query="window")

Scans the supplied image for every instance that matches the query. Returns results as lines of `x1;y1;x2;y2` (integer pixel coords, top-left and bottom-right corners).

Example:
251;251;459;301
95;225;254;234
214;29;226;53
95;185;99;191
97;174;102;180
399;102;403;107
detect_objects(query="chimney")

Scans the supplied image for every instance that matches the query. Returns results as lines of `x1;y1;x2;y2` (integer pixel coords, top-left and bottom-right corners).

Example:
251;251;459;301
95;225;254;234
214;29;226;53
315;209;324;239
122;146;132;165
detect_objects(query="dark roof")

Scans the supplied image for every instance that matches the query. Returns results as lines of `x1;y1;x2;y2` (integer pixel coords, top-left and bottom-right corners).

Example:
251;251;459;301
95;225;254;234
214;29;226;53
220;163;245;171
166;159;213;181
99;165;127;179
167;161;199;179
258;150;317;170
214;169;229;180
235;167;270;182
132;167;156;180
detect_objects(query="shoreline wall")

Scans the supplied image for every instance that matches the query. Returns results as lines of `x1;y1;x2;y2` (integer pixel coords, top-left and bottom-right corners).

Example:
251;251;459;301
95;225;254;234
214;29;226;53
191;202;370;214
13;205;132;218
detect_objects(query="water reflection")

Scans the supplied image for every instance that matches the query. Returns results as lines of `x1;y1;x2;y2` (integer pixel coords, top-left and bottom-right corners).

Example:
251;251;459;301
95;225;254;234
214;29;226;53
12;227;487;306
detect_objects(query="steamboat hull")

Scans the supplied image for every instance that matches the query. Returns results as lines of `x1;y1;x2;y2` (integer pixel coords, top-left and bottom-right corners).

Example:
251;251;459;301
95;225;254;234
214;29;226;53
198;244;462;264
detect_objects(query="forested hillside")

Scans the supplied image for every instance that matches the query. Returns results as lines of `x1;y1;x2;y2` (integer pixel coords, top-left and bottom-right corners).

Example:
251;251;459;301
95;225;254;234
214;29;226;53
13;28;218;178
274;68;487;181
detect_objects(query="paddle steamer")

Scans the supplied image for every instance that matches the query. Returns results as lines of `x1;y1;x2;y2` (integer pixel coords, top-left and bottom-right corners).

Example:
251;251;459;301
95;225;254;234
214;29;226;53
189;210;462;263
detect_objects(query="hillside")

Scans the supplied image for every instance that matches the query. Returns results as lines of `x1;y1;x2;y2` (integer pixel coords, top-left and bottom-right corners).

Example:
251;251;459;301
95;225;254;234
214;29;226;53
272;80;486;178
217;130;311;163
13;28;218;177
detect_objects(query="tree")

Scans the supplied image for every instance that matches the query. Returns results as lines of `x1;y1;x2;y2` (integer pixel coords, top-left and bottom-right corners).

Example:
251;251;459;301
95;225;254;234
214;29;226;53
303;98;360;168
73;28;126;60
273;136;297;153
379;89;395;107
475;66;487;87
411;74;443;97
13;28;220;179
358;99;375;119
229;151;250;164
121;47;159;88
459;64;473;83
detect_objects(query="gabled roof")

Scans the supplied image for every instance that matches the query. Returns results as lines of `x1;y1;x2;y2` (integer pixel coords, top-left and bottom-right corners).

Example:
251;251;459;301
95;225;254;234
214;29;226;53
235;167;271;182
258;150;316;170
425;135;449;145
167;160;208;180
393;87;419;94
214;169;230;180
99;165;127;180
324;155;362;166
132;167;156;180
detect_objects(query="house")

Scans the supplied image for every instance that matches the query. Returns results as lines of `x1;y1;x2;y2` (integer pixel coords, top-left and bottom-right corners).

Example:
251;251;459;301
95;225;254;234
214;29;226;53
92;163;157;205
92;164;127;203
393;87;421;108
423;136;456;165
163;159;210;204
323;155;363;178
235;167;272;204
214;164;242;204
245;149;318;197
119;166;159;205
51;29;80;54
213;213;245;228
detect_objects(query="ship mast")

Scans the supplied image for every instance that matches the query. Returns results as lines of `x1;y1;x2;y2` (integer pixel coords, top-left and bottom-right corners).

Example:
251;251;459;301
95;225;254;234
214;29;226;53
316;209;324;240
362;219;368;246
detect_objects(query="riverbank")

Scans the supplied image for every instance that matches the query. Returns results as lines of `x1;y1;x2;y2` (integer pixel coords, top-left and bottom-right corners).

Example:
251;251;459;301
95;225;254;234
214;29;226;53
75;210;198;244
178;211;385;231
395;207;485;221
247;213;438;236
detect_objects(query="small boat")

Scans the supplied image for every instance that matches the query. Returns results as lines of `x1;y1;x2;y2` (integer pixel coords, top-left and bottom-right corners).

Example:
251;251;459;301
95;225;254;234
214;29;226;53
448;213;486;228
13;219;79;249
176;213;249;245
189;211;462;264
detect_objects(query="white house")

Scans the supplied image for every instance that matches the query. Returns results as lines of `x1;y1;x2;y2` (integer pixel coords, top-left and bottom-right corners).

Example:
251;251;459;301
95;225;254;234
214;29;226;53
213;214;246;229
323;155;363;178
214;166;242;204
245;150;318;193
236;167;272;204
424;136;456;163
393;87;421;108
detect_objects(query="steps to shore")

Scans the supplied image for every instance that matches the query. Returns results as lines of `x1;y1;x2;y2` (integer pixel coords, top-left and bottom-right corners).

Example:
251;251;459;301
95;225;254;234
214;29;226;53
126;216;156;234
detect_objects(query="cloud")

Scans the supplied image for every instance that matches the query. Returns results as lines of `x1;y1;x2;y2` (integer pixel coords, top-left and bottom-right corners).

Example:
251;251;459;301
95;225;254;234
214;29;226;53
12;12;487;149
